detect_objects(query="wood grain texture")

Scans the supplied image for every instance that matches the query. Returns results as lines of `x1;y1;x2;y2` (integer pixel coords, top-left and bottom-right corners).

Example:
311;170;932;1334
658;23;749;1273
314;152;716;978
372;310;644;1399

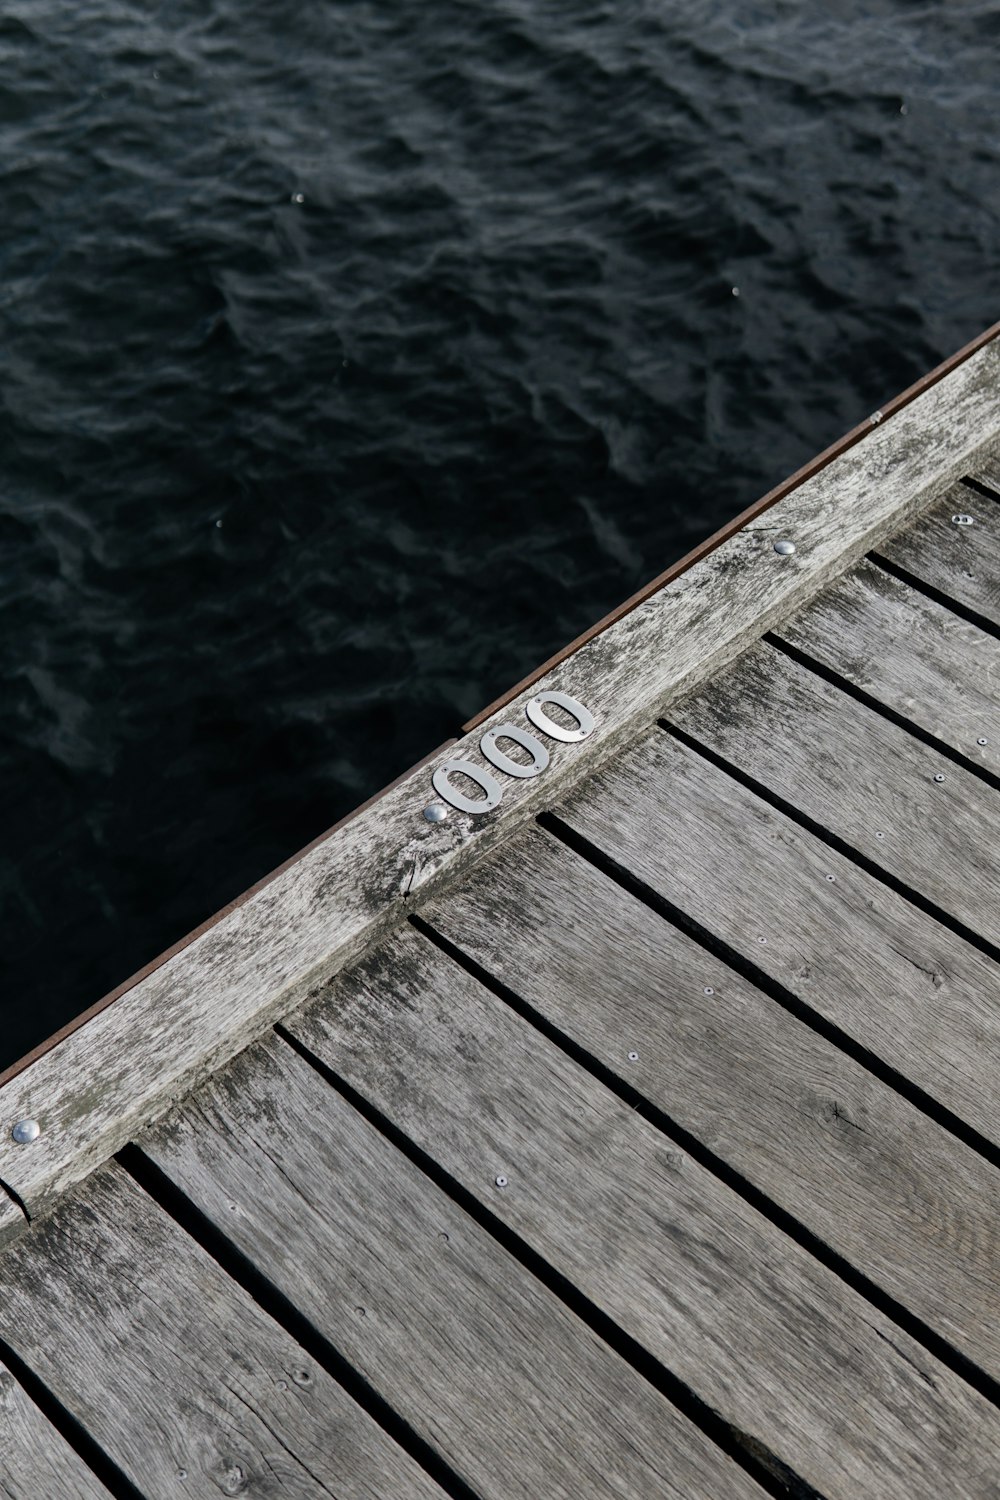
968;449;1000;496
0;1164;445;1500
877;481;1000;628
667;639;1000;946
0;1188;25;1252
421;823;1000;1381
286;925;1000;1500
555;727;1000;1150
777;556;1000;766
142;1036;765;1500
0;1361;112;1500
3;338;1000;1227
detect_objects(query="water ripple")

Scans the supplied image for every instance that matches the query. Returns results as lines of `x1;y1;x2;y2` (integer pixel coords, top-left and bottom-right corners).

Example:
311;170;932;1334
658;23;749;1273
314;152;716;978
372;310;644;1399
0;0;998;1060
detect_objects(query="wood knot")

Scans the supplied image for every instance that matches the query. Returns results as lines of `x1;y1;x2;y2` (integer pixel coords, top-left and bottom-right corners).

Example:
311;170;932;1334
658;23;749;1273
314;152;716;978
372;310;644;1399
213;1459;249;1495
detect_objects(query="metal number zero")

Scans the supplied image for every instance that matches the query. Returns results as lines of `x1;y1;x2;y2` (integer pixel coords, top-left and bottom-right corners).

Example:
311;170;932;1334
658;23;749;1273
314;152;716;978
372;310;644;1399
431;691;594;815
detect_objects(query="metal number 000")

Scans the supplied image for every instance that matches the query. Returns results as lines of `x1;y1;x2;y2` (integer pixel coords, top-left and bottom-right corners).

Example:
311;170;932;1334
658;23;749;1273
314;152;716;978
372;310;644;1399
430;691;595;816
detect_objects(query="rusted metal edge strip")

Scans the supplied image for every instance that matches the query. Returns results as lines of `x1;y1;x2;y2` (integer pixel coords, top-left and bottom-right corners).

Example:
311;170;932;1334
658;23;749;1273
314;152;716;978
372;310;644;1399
463;316;1000;733
0;327;997;1231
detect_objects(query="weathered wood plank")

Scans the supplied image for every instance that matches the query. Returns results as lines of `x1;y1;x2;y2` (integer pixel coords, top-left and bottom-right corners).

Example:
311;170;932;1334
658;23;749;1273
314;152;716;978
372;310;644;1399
776;557;1000;766
554;727;1000;1150
666;640;1000;946
286;925;1000;1500
3;339;1000;1225
968;451;1000;495
878;482;1000;628
0;1164;445;1500
142;1036;766;1500
421;824;1000;1381
0;1188;25;1249
0;1361;112;1500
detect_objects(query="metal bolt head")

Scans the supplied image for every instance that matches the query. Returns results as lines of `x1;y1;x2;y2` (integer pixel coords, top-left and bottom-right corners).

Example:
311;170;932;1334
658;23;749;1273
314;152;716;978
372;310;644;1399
422;803;448;823
826;873;836;882
951;513;975;526
494;1174;508;1188
933;773;945;783
773;539;796;556
978;737;989;747
11;1119;39;1145
703;986;715;996
627;1050;639;1062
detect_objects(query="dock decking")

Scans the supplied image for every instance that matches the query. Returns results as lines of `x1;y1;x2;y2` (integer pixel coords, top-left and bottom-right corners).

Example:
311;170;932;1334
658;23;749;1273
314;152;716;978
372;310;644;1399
2;328;1000;1498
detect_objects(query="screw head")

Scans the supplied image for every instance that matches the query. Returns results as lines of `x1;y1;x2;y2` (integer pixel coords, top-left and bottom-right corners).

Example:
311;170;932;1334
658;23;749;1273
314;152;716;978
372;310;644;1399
11;1119;39;1145
494;1174;508;1188
933;773;945;783
978;737;989;747
627;1050;639;1062
826;873;836;882
951;513;975;526
422;803;448;823
875;831;885;839
773;539;796;556
757;935;768;944
703;986;714;996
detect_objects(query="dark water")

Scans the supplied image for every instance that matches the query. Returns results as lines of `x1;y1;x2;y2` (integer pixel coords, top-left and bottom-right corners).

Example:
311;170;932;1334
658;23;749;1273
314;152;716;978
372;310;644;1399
2;0;999;1066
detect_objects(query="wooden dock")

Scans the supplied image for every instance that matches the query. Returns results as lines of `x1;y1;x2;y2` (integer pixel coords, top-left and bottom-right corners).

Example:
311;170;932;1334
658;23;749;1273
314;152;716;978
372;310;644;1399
2;324;1000;1499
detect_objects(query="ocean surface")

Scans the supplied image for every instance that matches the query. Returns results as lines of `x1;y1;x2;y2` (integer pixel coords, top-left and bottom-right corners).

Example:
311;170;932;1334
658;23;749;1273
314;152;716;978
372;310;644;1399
2;0;999;1067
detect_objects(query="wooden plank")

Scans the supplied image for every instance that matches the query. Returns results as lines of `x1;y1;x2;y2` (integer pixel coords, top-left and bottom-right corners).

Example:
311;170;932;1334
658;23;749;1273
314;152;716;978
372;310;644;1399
776;557;1000;767
967;447;1000;496
554;727;1000;1150
421;824;1000;1382
0;1361;112;1500
0;1164;445;1500
141;1036;766;1500
666;640;1000;946
286;925;1000;1500
3;339;1000;1226
0;1187;25;1250
877;482;1000;628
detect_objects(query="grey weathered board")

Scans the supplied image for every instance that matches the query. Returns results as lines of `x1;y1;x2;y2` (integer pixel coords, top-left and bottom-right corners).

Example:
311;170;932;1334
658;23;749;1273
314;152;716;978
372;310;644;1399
777;556;1000;767
1;335;1000;1500
0;1189;22;1251
420;823;1000;1381
285;925;1000;1500
4;337;1000;1228
0;1165;446;1500
877;481;1000;628
555;725;1000;1149
140;1035;765;1500
0;1362;112;1500
666;639;1000;947
971;451;1000;496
